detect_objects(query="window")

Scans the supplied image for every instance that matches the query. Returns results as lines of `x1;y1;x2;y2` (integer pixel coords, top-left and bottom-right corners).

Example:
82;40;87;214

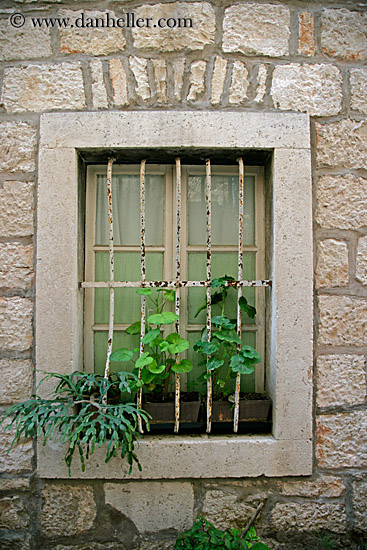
36;111;313;478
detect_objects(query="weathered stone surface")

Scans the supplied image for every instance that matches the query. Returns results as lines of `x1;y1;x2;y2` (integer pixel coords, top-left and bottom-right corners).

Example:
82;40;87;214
316;354;366;408
104;482;194;533
0;496;28;529
90;60;108;109
59;10;125;55
0;181;34;237
228;61;248;105
129;57;150;101
0;478;29;491
356;236;367;285
139;540;175;550
318;295;367;346
0;535;30;550
0;20;51;61
0;297;33;351
298;11;315;56
202;489;265;530
254;64;267;103
353;479;367;532
0;244;33;288
317;410;367;468
315;239;348;288
211;57;227;105
172;59;185;101
2;63;85;113
109;59;128;107
0;421;33;474
350;68;367;114
281;475;345;497
0;359;33;405
53;544;128;550
187;60;206;102
321;8;367;60
316;119;367;170
152;59;167;104
0;123;37;173
316;174;367;230
271;501;347;533
132;3;215;52
41;484;96;536
223;4;290;57
271;64;342;116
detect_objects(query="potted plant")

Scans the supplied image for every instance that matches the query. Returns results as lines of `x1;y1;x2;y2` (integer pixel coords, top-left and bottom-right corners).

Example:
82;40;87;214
111;288;200;425
0;369;150;475
193;276;271;424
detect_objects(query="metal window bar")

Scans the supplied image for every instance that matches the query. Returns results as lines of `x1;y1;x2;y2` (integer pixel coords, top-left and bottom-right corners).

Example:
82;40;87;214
82;157;272;433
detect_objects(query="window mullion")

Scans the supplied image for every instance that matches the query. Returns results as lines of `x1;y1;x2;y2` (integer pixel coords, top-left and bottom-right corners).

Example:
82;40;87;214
205;159;212;434
234;157;244;432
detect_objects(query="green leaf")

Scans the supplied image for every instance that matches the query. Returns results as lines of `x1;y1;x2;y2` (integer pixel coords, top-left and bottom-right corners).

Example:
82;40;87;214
159;340;170;352
200;341;219;355
207;358;224;371
240;345;261;364
211;316;235;329
252;544;271;550
213;330;241;345
147;361;165;374
135;353;154;370
147;312;179;326
156;289;175;301
136;288;152;296
230;356;254;375
125;321;141;335
142;328;161;344
171;359;193;373
239;296;256;319
166;333;190;354
141;367;156;384
110;348;134;362
211;275;235;288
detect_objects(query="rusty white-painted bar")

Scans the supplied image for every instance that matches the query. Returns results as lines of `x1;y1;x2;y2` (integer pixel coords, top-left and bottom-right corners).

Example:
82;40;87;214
138;159;146;433
174;158;182;433
234;157;244;432
103;157;116;406
205;159;213;434
82;280;271;289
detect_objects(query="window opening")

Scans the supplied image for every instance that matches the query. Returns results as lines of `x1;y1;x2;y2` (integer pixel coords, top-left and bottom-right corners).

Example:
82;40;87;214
82;157;271;434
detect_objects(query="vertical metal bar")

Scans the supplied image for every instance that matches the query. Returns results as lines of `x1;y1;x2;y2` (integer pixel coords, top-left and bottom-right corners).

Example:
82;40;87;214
103;157;115;406
174;158;181;433
205;159;212;434
138;159;146;433
234;157;244;432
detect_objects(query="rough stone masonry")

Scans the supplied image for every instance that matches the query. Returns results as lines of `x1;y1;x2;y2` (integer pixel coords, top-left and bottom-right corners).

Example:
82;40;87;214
0;0;366;549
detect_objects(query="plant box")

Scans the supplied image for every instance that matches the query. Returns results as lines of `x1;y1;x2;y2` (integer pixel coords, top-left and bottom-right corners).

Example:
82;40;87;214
211;396;271;423
143;400;201;424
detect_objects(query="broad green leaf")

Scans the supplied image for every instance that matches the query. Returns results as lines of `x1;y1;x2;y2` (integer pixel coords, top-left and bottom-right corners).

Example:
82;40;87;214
110;348;134;362
125;321;141;335
140;367;156;384
240;345;261;363
239;296;256;319
142;328;160;344
166;333;190;354
230;355;254;374
207;358;224;371
211;275;235;288
252;544;271;550
135;353;154;370
159;340;170;352
147;311;179;326
136;288;152;296
213;330;241;345
200;341;219;355
148;361;165;374
171;359;193;373
211;316;235;329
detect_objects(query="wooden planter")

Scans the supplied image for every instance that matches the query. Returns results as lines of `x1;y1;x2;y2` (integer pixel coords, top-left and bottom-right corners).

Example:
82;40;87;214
143;400;201;424
211;397;271;423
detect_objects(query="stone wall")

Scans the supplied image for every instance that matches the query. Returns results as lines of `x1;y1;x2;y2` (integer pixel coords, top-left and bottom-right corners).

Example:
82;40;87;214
0;0;366;548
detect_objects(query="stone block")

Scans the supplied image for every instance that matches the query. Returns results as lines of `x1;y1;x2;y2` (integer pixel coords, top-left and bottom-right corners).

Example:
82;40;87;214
281;475;344;497
187;60;206;102
0;496;28;529
109;59;128;107
0;181;34;237
0;421;33;474
53;544;128;550
271;64;342;116
131;3;215;52
211;57;227;105
318;295;367;346
59;10;125;55
223;3;290;57
129;57;150;101
315;174;367;230
0;359;33;405
316;354;366;408
254;65;267;103
270;501;347;533
172;59;185;101
41;484;96;536
0;19;51;61
0;297;33;351
104;481;194;533
316;119;367;170
0;478;29;491
0;123;37;173
139;540;175;550
317;410;367;468
353;479;367;532
356;236;367;285
202;489;266;530
2;63;85;113
228;61;248;105
0;535;30;550
350;69;367;114
315;239;348;288
0;243;33;288
298;12;315;56
152;59;167;104
90;60;108;109
321;9;367;60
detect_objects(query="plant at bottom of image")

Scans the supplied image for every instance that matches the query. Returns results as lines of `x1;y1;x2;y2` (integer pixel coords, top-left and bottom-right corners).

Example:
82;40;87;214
174;517;270;550
0;370;150;475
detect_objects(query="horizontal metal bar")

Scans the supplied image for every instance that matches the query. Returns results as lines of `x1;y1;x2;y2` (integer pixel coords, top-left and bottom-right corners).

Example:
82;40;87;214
93;246;165;252
81;280;272;289
186;245;258;252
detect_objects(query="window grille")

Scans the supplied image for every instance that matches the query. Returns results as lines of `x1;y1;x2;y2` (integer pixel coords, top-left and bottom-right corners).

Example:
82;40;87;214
81;157;272;434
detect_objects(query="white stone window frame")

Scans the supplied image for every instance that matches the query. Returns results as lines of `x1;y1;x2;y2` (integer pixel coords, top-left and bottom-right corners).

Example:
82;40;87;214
36;111;313;479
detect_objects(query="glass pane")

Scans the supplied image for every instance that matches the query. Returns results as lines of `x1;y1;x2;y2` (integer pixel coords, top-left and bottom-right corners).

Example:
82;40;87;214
94;252;163;324
188;173;255;246
94;331;139;375
187;252;256;325
95;173;164;246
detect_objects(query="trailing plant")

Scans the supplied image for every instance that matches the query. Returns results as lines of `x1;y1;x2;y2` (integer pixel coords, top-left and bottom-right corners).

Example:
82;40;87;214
193;275;261;401
111;288;194;401
174;517;270;550
0;370;150;475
